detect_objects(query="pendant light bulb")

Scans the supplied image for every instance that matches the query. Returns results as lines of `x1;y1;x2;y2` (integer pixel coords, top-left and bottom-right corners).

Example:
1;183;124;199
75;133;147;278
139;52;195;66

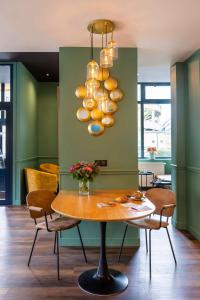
108;40;118;60
100;48;113;68
86;85;96;98
87;60;99;80
94;88;109;102
85;78;100;98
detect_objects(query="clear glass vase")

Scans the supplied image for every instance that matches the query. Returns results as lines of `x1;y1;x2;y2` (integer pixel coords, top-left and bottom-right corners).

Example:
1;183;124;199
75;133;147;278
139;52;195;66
149;152;155;160
79;180;89;196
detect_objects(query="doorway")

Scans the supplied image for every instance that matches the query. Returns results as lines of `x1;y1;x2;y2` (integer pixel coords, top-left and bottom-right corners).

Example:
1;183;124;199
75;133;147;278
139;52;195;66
0;65;13;205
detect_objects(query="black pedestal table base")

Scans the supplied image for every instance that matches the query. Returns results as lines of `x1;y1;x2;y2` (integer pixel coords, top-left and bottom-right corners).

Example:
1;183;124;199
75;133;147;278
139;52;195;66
78;222;128;295
78;268;128;295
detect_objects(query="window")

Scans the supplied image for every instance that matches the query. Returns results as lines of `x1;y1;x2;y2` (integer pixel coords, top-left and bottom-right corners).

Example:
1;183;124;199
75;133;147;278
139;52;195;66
138;83;171;158
0;66;11;102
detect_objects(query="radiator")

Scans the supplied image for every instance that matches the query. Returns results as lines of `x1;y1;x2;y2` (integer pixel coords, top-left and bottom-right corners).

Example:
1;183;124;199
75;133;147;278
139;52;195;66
138;162;166;187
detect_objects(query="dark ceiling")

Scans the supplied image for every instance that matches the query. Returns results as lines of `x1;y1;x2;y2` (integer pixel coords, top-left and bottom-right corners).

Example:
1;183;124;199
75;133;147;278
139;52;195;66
0;52;59;82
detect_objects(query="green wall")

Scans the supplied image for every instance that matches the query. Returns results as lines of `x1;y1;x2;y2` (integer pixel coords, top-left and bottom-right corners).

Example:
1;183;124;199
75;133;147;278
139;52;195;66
171;50;200;240
14;63;38;204
59;47;139;246
0;62;58;204
185;50;200;240
13;65;58;204
37;82;58;165
171;63;187;229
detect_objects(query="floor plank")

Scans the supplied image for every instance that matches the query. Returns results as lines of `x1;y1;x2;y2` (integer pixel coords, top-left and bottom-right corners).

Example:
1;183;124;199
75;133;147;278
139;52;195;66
0;206;200;299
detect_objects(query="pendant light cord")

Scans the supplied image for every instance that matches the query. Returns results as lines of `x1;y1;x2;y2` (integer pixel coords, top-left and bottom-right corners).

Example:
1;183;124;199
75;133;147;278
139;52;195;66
101;32;104;49
106;24;108;47
90;26;94;60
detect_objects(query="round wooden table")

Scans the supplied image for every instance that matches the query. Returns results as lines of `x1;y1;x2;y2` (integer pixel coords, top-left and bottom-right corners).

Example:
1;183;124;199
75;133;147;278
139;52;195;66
52;189;155;295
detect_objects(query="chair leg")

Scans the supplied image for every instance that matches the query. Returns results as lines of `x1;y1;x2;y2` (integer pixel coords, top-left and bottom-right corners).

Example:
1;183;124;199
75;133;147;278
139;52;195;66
53;231;57;254
77;225;87;263
28;229;39;266
145;229;148;253
56;231;60;280
118;224;128;262
149;229;152;280
166;227;177;265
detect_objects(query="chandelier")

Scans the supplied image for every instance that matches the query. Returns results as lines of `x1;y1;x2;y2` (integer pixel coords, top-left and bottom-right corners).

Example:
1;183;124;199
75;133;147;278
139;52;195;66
75;19;124;136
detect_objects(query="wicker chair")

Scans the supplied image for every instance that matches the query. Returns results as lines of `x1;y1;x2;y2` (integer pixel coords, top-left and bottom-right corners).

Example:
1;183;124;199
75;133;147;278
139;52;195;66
118;188;177;279
26;190;87;280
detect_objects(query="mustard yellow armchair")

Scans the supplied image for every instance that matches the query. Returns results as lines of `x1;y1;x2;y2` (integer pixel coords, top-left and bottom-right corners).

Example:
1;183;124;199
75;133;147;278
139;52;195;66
39;163;59;176
25;168;58;193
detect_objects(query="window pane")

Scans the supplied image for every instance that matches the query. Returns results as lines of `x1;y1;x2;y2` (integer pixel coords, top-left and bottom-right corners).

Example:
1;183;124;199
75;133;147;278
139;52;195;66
4;83;11;102
137;84;141;101
0;66;11;102
145;85;171;99
143;103;171;157
138;104;141;157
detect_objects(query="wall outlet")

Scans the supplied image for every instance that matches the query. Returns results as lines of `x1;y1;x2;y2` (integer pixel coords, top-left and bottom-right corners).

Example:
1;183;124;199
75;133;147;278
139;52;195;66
95;160;107;167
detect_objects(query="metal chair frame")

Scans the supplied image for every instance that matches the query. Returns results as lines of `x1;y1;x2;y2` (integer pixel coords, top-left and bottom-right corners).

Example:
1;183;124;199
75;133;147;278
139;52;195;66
118;204;177;279
27;206;87;280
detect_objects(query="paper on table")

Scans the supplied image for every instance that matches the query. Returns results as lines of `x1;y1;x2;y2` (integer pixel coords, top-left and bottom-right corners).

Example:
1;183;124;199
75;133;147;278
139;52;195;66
97;202;114;208
121;203;137;208
121;203;151;211
128;196;146;201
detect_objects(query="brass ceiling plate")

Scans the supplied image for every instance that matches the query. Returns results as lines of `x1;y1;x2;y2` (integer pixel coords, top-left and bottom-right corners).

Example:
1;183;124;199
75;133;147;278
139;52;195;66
87;19;115;34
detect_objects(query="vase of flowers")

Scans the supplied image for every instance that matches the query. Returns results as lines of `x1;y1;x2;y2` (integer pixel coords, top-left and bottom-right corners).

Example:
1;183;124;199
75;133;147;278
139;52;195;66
69;161;100;195
147;147;157;160
78;179;90;195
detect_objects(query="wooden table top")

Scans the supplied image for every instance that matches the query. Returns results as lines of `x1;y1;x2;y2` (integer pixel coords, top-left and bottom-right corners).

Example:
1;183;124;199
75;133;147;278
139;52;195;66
51;190;155;222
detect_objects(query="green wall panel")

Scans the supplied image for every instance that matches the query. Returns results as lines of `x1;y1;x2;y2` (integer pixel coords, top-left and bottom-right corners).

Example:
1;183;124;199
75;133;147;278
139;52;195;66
14;63;38;204
59;47;139;246
186;169;200;240
12;64;58;204
170;63;187;229
186;52;200;167
171;50;200;240
37;82;58;165
185;50;200;239
16;63;38;160
60;221;139;247
59;48;138;175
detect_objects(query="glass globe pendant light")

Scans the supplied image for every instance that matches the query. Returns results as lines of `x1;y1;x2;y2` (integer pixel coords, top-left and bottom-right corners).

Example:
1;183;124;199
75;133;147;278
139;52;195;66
108;32;118;60
86;84;96;98
87;27;99;80
94;87;109;102
75;19;123;137
94;65;109;110
100;48;113;68
94;87;109;111
85;78;100;98
100;30;113;68
108;35;118;60
87;60;99;80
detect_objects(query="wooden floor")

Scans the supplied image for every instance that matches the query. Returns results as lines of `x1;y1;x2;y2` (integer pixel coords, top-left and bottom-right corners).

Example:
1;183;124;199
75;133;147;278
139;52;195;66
0;206;200;300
